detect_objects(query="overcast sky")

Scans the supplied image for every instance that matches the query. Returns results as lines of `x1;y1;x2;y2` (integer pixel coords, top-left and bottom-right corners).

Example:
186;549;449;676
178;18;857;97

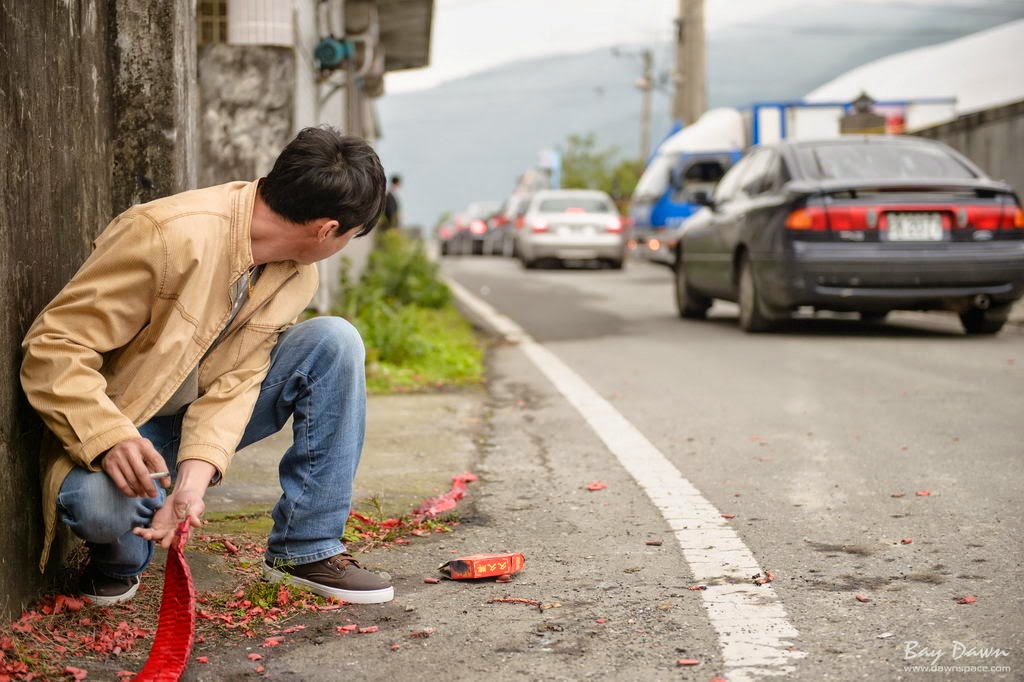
384;0;1008;93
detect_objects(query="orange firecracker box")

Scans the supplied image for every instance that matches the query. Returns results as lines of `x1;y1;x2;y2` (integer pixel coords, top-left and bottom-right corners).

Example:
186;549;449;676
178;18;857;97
439;553;525;580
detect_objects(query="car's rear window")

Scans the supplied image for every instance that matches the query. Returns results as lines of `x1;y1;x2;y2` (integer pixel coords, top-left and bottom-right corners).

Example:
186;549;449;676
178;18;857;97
538;197;614;213
795;143;976;181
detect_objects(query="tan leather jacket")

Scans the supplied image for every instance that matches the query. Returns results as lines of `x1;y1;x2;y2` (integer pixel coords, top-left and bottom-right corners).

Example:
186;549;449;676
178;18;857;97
21;180;319;570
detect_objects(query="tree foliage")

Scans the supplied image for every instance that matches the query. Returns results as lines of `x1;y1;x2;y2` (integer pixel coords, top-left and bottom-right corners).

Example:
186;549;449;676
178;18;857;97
559;133;644;210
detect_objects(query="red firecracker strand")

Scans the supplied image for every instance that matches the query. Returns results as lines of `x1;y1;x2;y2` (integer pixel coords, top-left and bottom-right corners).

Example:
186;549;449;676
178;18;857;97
132;517;195;682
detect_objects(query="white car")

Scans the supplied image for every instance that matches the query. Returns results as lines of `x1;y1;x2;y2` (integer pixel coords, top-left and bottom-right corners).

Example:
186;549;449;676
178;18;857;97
516;190;627;269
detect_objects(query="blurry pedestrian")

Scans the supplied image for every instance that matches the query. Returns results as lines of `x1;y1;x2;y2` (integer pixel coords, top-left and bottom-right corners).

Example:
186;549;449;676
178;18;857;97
382;173;402;230
21;126;396;606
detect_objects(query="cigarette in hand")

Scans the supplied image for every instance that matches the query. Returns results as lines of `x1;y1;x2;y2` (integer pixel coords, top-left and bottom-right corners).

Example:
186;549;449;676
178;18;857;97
149;471;170;479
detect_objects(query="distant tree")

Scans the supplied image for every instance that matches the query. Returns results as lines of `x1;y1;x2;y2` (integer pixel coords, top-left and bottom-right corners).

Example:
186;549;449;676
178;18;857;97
559;133;643;212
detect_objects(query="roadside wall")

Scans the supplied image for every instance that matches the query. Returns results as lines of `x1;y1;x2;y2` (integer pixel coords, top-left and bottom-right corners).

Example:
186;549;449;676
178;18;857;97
0;0;197;619
197;44;294;188
914;99;1024;195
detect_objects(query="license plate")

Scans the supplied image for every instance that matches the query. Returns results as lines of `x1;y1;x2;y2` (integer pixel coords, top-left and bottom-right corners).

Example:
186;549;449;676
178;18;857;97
886;212;943;241
557;225;596;235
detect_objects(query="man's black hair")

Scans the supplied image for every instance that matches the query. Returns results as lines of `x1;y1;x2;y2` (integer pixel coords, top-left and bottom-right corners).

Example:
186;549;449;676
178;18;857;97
260;126;386;237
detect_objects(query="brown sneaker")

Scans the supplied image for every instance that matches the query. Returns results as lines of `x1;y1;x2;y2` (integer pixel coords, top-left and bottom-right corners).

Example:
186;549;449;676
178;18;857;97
263;553;394;604
79;566;141;606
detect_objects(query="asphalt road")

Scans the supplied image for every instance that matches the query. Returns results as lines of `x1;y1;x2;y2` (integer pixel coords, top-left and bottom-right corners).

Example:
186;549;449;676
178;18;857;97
435;254;1023;681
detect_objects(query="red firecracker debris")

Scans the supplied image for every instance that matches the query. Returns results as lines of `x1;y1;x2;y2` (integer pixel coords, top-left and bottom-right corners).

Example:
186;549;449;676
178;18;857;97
336;624;357;634
358;626;379;634
676;659;700;666
901;538;913;545
891;493;904;498
915;490;932;497
247;654;263;661
255;665;265;674
64;666;88;680
196;657;209;664
855;594;871;603
721;514;736;519
423;577;441;584
390;642;401;651
221;539;240;555
495;574;513;583
410;628;435;638
411;473;478;520
586;482;608;491
260;636;285;648
753;569;775;586
688;585;708;591
956;596;977;604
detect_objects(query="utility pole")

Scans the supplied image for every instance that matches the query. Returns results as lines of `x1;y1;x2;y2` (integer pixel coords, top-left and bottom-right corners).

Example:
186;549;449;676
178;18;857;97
673;0;706;126
639;48;653;160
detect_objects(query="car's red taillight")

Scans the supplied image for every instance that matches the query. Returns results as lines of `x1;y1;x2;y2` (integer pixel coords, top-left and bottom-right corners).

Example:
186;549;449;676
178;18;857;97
955;205;1024;230
531;219;548;233
470;219;487;235
788;201;1023;237
606;217;624;233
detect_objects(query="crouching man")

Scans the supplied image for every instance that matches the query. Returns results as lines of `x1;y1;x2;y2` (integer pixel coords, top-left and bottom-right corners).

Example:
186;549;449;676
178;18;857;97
20;126;393;605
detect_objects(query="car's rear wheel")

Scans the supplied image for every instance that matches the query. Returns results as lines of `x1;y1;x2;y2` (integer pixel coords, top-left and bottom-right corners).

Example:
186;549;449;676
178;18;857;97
737;255;776;333
960;303;1009;335
674;252;710;319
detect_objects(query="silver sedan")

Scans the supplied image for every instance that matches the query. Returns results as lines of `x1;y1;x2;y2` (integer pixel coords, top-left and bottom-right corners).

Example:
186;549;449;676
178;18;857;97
516;190;627;269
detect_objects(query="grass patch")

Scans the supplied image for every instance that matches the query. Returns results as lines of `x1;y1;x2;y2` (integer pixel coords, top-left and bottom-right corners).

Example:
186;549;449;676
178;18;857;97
364;305;483;393
336;231;484;394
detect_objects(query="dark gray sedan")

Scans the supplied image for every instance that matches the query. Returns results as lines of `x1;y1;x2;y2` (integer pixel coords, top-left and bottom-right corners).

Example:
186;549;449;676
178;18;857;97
671;136;1024;333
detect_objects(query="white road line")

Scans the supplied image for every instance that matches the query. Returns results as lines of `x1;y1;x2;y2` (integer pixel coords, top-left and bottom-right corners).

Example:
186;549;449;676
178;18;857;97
447;277;806;682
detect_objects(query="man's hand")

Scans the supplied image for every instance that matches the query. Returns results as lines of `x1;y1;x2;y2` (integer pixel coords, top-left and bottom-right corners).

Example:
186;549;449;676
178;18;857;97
102;437;169;497
132;459;216;548
134;488;205;548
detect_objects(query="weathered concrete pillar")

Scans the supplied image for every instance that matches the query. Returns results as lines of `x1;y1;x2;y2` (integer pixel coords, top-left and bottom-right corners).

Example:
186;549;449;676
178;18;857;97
0;0;197;619
111;0;199;212
0;0;117;619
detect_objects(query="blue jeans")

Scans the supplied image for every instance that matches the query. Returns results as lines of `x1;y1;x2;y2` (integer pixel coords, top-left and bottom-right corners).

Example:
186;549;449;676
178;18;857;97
57;317;367;578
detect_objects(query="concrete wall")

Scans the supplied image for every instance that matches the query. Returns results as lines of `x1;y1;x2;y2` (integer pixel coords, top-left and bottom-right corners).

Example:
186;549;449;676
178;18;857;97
0;0;197;619
197;44;294;188
914;99;1024;196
